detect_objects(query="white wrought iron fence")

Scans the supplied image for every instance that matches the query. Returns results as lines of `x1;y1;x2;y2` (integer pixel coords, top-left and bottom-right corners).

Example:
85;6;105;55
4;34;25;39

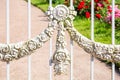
0;0;119;80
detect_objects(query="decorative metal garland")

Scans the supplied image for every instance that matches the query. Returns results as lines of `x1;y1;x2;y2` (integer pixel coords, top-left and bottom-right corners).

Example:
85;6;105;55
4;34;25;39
0;5;120;75
0;20;57;62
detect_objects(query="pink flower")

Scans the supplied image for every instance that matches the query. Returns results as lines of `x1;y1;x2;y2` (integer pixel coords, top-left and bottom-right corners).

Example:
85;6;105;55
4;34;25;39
115;13;120;18
105;5;120;24
97;3;104;7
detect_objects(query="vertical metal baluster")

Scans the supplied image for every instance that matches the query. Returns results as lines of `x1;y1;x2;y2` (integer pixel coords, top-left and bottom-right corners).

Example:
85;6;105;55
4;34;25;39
6;0;10;80
70;39;73;80
70;0;73;8
70;0;74;80
90;0;94;80
6;62;10;80
49;38;52;80
49;0;52;8
49;0;52;80
28;0;31;80
112;0;115;80
112;62;115;80
90;55;94;80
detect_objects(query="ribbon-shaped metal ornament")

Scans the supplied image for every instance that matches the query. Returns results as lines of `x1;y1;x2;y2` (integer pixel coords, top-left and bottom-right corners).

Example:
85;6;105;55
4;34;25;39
46;5;76;75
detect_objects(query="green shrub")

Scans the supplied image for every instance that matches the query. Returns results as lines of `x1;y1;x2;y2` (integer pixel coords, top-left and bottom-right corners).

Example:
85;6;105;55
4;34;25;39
46;0;64;4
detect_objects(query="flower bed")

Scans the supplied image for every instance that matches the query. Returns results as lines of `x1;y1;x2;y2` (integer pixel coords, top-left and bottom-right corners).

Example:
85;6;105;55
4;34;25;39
75;0;120;30
75;0;109;19
105;5;120;29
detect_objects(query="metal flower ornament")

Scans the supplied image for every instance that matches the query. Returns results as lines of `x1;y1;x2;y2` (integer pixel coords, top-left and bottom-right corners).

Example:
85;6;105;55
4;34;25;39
46;5;77;75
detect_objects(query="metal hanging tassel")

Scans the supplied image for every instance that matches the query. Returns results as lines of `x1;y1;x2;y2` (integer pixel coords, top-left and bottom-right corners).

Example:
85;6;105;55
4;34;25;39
52;21;70;75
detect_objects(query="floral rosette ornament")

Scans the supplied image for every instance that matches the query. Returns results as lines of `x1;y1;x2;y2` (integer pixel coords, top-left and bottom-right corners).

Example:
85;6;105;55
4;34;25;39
53;5;69;21
46;5;76;75
47;5;77;21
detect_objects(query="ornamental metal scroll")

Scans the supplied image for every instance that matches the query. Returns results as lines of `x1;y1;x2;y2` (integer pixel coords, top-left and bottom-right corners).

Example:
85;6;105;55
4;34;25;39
0;4;120;75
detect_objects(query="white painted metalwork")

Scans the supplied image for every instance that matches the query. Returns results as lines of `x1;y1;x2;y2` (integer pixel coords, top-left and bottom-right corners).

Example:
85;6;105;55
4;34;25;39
112;0;115;80
28;0;31;80
70;1;74;79
6;62;10;80
6;0;10;80
49;0;52;7
90;56;94;80
49;38;53;80
49;0;53;79
1;0;120;80
112;62;115;80
90;0;95;80
70;39;73;80
112;0;115;45
70;0;73;8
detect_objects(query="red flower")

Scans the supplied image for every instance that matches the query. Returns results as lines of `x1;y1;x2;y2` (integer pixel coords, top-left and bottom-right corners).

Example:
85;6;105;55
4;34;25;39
107;5;111;9
95;0;99;3
107;6;112;13
96;14;101;19
78;1;85;10
108;9;112;13
85;6;89;9
85;12;91;18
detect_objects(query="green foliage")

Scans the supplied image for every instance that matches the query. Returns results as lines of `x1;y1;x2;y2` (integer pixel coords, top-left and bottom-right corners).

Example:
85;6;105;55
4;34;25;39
116;0;120;5
115;18;120;30
46;0;64;4
73;16;112;44
52;0;64;4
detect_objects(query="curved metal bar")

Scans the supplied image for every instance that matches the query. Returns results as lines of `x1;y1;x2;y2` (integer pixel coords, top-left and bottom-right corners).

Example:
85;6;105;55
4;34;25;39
0;21;57;62
66;21;120;62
